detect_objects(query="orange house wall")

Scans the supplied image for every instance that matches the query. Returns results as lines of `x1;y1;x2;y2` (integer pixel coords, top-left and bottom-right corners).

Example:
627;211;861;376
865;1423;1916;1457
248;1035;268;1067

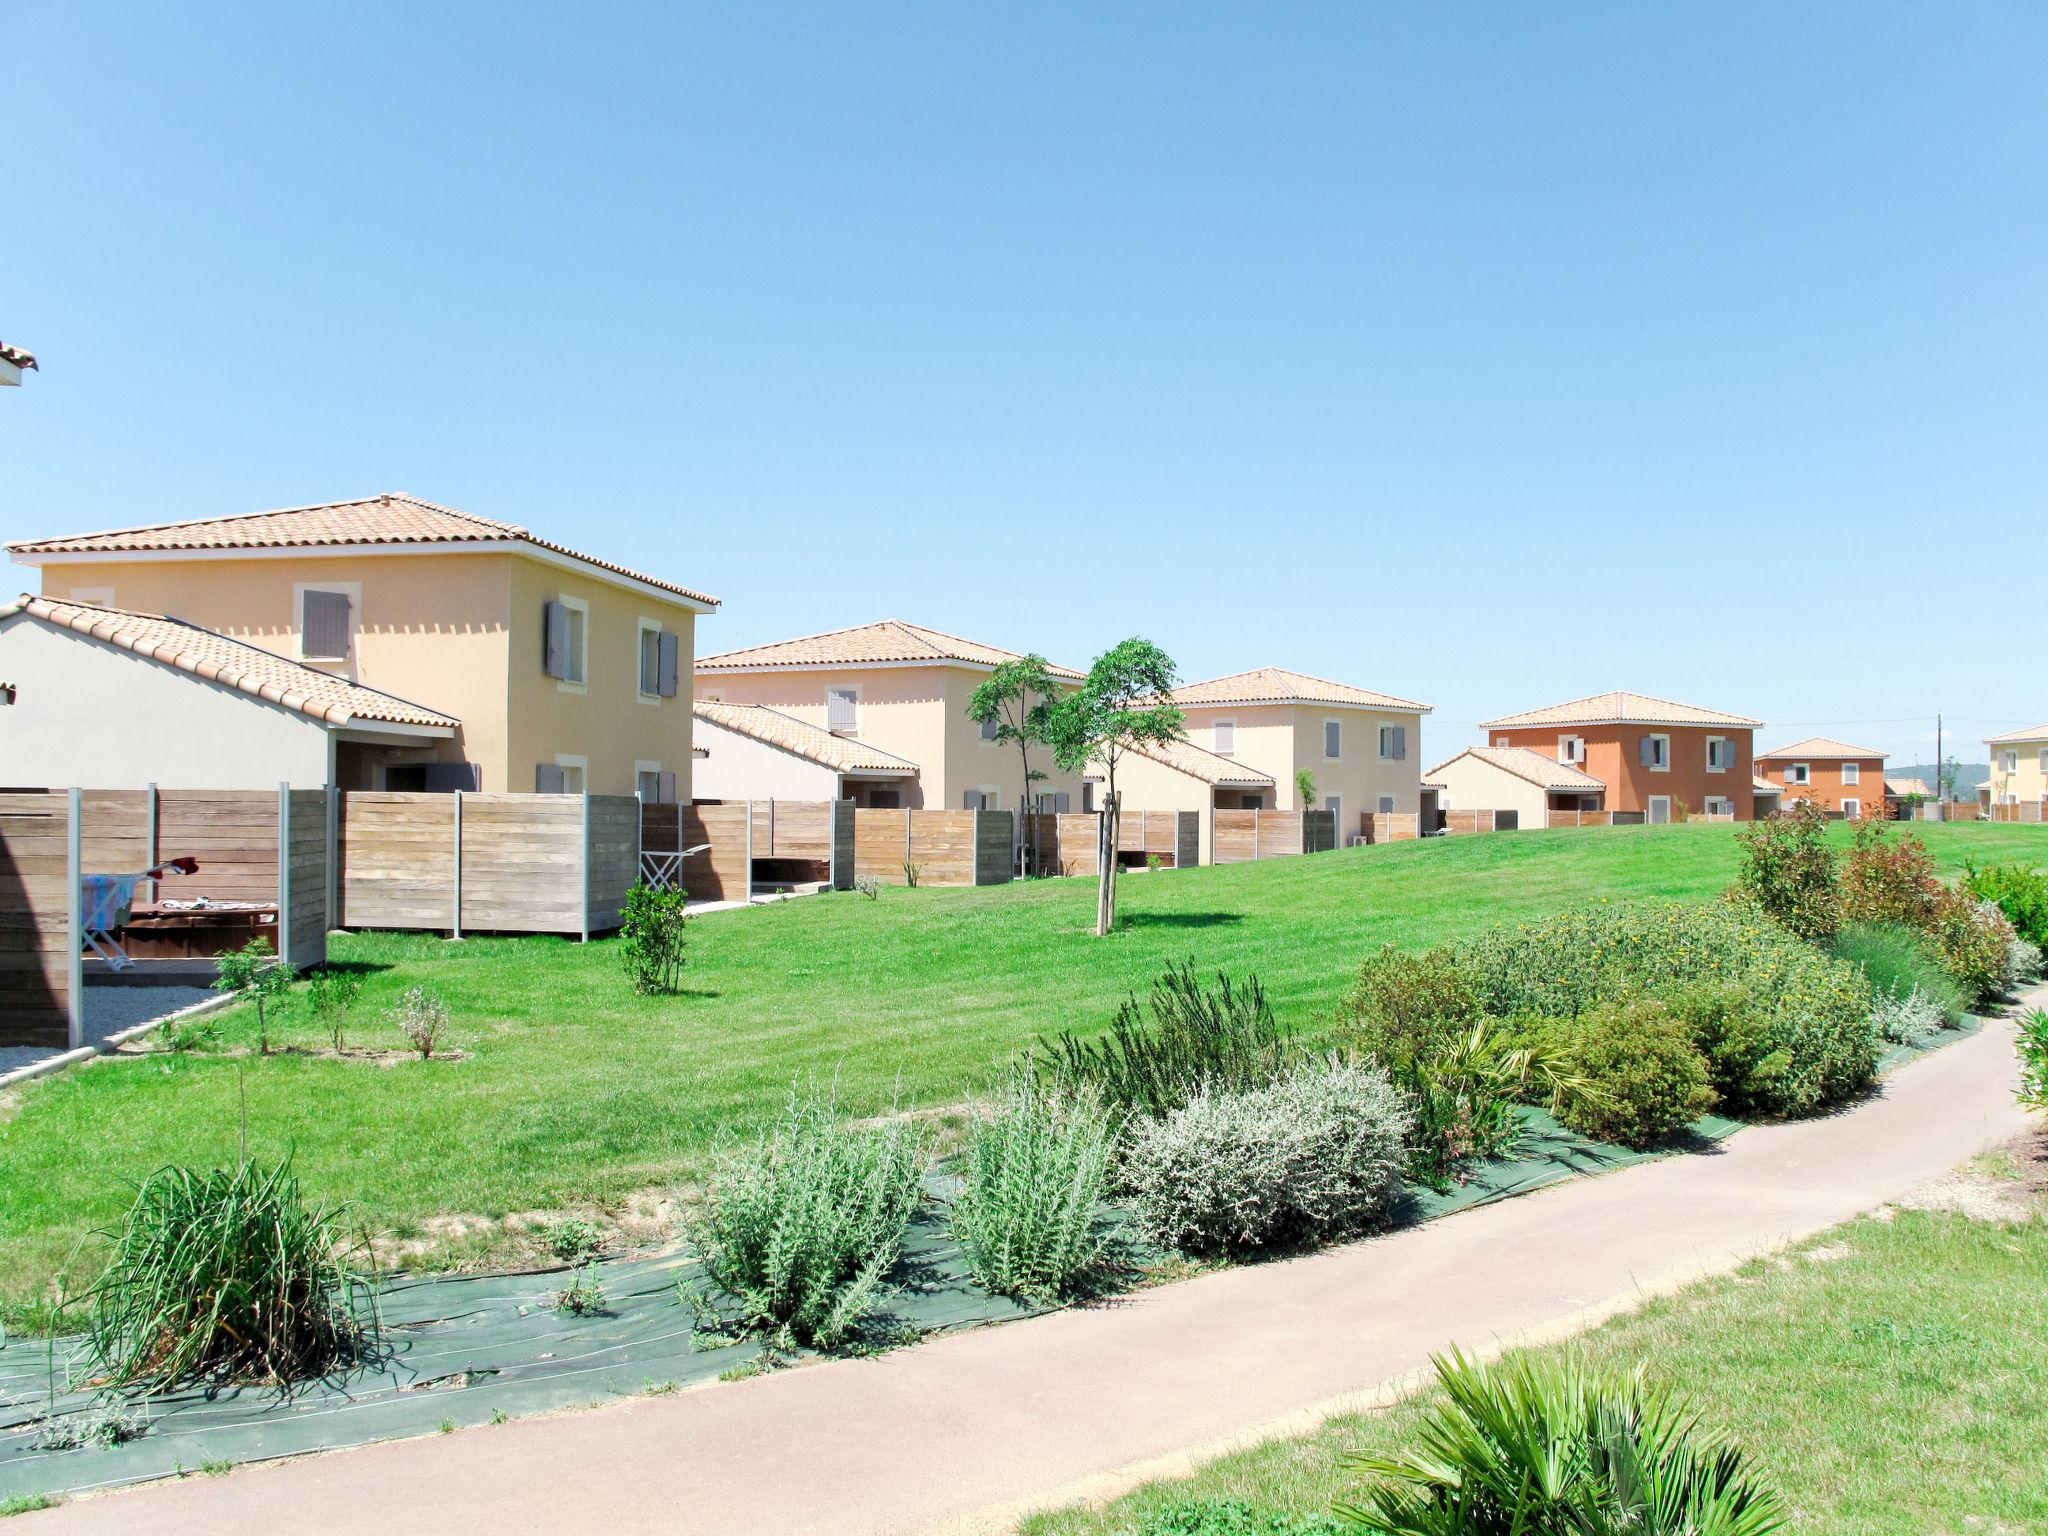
1490;726;1756;819
1757;757;1885;816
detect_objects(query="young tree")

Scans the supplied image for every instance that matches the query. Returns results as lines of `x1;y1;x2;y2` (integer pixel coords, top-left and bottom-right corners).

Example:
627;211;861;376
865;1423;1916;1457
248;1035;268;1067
1294;768;1318;812
1046;638;1185;936
968;654;1058;876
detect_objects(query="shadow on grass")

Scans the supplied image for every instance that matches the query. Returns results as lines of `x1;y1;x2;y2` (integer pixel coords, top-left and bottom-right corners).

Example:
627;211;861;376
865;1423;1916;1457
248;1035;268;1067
1118;912;1248;931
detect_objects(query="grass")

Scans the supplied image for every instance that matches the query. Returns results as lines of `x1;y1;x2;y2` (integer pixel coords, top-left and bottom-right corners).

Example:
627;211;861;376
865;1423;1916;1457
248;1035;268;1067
1020;1150;2048;1536
1;821;2038;1317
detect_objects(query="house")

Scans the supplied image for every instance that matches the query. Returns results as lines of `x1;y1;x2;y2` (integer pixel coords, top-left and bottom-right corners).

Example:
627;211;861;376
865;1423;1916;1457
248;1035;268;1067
1752;776;1785;817
1477;691;1762;822
0;595;458;789
1755;738;1886;820
0;342;36;387
691;700;920;802
6;494;718;798
1088;736;1278;828
1425;746;1606;827
1984;723;2048;814
1163;667;1432;840
693;620;1084;811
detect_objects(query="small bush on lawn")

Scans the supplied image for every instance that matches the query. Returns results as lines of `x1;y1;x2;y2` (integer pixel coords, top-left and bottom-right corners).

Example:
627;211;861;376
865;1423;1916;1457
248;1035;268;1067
1036;962;1295;1119
1122;1060;1410;1256
307;967;365;1052
1930;891;2017;1004
1336;946;1480;1066
687;1085;929;1349
1337;1350;1786;1534
1871;988;1949;1046
1133;1501;1345;1535
1544;1001;1714;1149
85;1157;375;1390
388;985;452;1058
213;937;296;1056
1730;798;1838;941
1964;859;2048;948
950;1075;1117;1301
1457;903;1874;1118
1839;818;1942;931
617;881;689;995
1831;921;1967;1027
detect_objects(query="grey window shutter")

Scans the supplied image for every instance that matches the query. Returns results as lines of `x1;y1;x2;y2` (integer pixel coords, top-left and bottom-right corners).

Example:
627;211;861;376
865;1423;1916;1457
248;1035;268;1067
543;602;568;678
658;771;677;804
980;716;1000;741
1393;726;1408;760
658;632;680;697
963;789;980;810
1325;721;1340;758
1640;736;1655;767
827;689;857;732
1055;791;1070;814
536;762;566;794
303;590;351;658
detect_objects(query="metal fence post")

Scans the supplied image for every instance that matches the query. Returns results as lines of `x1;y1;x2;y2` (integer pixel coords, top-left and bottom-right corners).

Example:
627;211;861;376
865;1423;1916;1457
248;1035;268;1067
66;787;84;1052
276;782;292;970
451;790;464;940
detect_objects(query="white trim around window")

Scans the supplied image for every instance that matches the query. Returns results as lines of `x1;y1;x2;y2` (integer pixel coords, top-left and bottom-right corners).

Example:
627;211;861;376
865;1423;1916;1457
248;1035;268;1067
1646;734;1671;772
554;753;589;795
1558;734;1585;765
1213;719;1236;756
1842;796;1861;819
1840;761;1860;786
1647;794;1673;824
1704;736;1728;773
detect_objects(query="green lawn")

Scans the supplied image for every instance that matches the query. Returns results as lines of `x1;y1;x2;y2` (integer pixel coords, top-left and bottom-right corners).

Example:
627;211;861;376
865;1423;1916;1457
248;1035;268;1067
1018;1143;2048;1536
1;821;2038;1314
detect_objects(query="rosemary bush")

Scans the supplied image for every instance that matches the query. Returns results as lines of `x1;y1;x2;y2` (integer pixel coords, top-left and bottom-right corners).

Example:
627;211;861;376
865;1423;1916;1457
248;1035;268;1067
84;1158;375;1391
951;1076;1118;1300
688;1085;929;1348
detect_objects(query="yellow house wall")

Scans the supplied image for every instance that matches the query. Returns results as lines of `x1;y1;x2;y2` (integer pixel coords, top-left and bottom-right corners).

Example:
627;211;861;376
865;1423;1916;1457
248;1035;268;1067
1177;702;1427;832
1987;737;2048;807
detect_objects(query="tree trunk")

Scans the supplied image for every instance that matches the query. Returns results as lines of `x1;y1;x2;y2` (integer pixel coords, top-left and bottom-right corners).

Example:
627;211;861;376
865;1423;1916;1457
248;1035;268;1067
1017;735;1033;879
1096;788;1120;936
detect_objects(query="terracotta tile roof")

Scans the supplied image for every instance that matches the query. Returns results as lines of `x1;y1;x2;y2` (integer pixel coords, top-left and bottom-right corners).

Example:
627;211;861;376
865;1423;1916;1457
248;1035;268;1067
1752;776;1783;795
1757;736;1884;761
1428;745;1606;793
5;493;719;608
1887;778;1932;799
2;594;458;731
1987;722;2048;744
1167;666;1431;713
699;620;1082;679
691;701;919;776
0;343;36;372
1124;736;1275;788
1480;691;1762;731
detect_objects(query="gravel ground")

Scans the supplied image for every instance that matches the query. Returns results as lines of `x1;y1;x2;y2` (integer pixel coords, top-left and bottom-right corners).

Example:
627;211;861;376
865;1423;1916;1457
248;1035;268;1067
0;984;216;1079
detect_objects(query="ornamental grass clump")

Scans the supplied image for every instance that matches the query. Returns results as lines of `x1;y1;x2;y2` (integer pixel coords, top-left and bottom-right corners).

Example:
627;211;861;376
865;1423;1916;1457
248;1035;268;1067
1831;921;1967;1027
688;1085;929;1349
1035;961;1295;1119
1122;1059;1410;1256
950;1075;1118;1301
84;1158;376;1392
1870;987;1948;1046
1337;1351;1787;1535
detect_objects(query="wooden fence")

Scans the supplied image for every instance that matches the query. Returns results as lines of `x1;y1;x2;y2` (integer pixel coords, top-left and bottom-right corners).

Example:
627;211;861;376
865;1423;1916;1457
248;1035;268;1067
1989;802;2046;824
643;800;858;902
338;791;638;937
1442;809;1524;835
0;792;76;1049
1212;808;1338;864
1361;811;1421;843
1025;810;1201;876
849;808;1013;886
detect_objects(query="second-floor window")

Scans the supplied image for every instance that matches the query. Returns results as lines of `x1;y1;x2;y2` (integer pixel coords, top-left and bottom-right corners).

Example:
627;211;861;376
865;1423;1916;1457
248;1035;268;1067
1379;725;1408;761
638;624;679;698
1841;761;1860;786
299;585;355;662
1324;720;1342;759
1640;734;1671;770
1705;736;1730;773
826;686;859;734
1558;735;1585;764
1213;720;1236;755
2000;751;2018;773
1789;763;1811;785
543;598;587;685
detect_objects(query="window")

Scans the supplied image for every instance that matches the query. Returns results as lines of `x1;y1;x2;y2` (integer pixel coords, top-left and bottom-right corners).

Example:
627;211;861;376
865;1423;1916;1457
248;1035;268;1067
638;622;679;699
868;788;901;810
1377;793;1396;815
1705;737;1729;773
297;584;358;662
543;597;588;686
1239;793;1265;809
1036;791;1070;813
636;764;676;803
536;757;587;794
1378;724;1408;761
1704;796;1733;817
826;686;858;734
1324;794;1342;831
2040;748;2048;772
1789;763;1811;785
1558;735;1585;765
1841;762;1860;786
1494;737;1509;748
1213;720;1236;755
980;716;1000;741
1081;782;1096;813
1842;797;1861;820
1323;720;1342;760
2001;751;2019;773
1639;734;1670;771
1647;795;1672;825
963;787;1001;811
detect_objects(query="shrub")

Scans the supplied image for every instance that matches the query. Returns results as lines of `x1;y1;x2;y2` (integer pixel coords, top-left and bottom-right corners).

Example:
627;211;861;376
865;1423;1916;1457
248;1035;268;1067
1122;1060;1410;1255
1831;921;1967;1027
84;1157;375;1390
546;1217;604;1263
1839;819;1940;931
688;1085;929;1349
1135;1502;1346;1535
307;967;365;1052
1382;1021;1579;1188
212;937;297;1056
2011;937;2044;987
388;985;451;1058
617;881;689;994
950;1075;1117;1300
1036;962;1295;1119
553;1263;609;1316
2018;1008;2048;1111
1730;798;1838;941
1871;988;1948;1046
1965;860;2048;948
1546;1001;1714;1149
1457;903;1874;1118
1337;1351;1786;1534
1930;891;2016;1004
1336;946;1480;1067
27;1401;149;1452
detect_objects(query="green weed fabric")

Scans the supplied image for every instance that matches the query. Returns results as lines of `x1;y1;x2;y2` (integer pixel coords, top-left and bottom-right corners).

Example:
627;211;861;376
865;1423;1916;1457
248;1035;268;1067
0;1016;1984;1502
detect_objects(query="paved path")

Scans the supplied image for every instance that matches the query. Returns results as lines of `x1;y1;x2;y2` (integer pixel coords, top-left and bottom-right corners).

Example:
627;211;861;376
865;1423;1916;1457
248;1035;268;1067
28;1012;2032;1536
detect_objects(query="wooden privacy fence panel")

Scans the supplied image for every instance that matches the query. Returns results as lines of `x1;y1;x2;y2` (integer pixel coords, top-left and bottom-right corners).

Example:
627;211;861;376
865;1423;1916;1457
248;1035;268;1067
1546;810;1613;829
457;794;586;934
1988;802;2046;824
1443;809;1498;835
157;790;284;906
1027;813;1100;876
0;792;75;1049
80;790;150;877
676;803;751;902
339;792;455;930
1213;808;1338;862
851;809;1013;886
1362;812;1421;843
647;800;857;901
585;797;640;933
281;791;329;969
1301;809;1336;854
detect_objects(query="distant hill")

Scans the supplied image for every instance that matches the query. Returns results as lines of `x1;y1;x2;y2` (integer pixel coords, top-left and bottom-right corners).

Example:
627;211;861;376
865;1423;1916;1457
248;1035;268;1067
1888;762;1988;798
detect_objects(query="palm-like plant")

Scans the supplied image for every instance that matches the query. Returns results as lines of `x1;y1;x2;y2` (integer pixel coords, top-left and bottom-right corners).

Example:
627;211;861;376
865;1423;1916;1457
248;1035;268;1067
1337;1351;1786;1535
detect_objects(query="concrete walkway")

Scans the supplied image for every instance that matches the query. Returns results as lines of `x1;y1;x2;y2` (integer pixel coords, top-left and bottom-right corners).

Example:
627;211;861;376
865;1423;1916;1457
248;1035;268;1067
28;1012;2032;1536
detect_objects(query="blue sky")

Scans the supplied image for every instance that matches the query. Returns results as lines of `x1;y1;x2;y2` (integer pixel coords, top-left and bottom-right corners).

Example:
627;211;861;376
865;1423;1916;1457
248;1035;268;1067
3;3;2043;763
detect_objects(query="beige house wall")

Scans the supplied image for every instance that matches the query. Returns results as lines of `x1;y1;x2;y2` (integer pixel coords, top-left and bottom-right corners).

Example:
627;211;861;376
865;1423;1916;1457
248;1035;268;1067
1177;701;1426;834
1427;756;1553;826
0;616;339;789
1096;750;1226;819
1987;737;2048;808
695;664;1083;812
689;718;847;801
33;551;701;796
